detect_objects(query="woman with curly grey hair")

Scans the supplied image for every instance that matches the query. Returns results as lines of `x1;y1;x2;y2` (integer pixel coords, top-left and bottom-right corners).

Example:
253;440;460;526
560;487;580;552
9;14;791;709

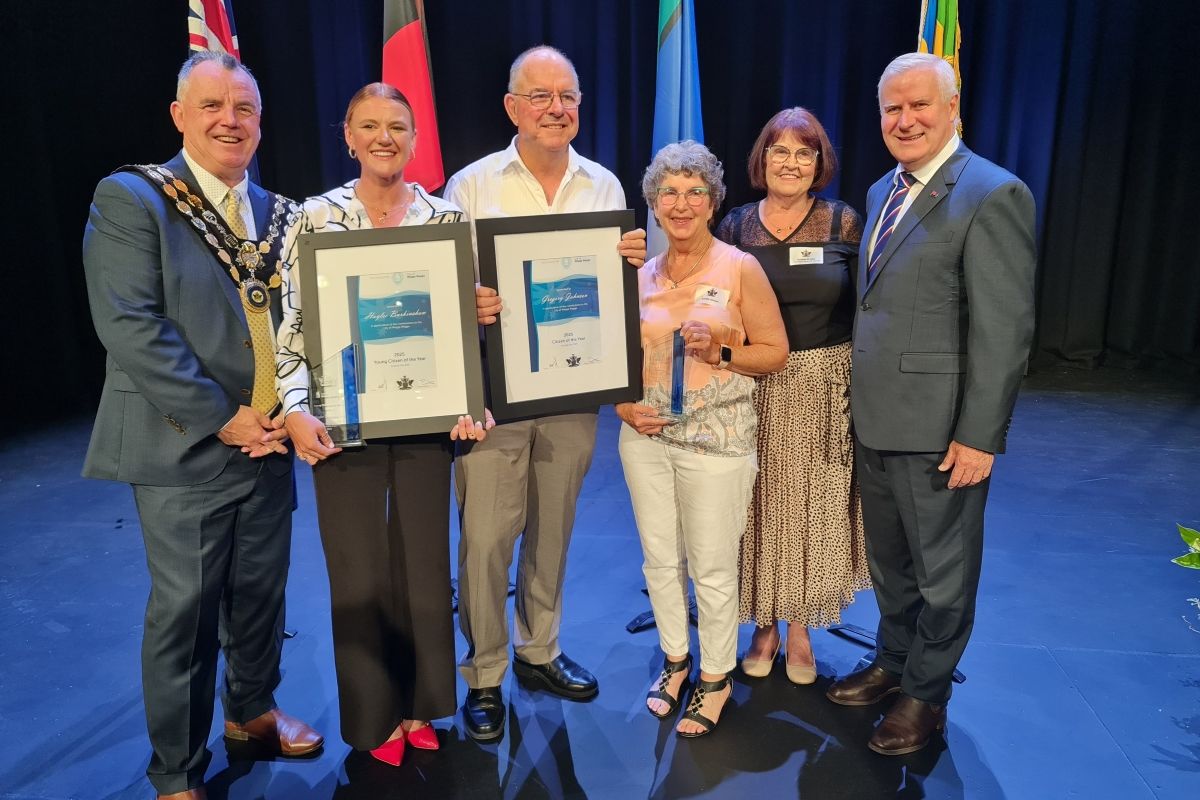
617;140;787;737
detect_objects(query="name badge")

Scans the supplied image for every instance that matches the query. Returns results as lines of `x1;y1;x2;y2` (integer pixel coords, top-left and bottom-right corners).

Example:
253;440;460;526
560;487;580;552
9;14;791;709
694;284;729;308
789;246;824;265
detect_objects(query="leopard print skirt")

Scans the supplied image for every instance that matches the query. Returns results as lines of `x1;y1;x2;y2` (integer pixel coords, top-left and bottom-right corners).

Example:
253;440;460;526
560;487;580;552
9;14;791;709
738;342;871;627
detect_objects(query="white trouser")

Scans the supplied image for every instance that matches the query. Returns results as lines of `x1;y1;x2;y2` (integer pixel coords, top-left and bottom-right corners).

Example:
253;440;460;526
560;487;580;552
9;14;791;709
618;424;757;674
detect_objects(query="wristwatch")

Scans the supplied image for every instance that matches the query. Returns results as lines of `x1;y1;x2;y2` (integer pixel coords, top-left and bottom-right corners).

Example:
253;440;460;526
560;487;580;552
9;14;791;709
716;345;732;370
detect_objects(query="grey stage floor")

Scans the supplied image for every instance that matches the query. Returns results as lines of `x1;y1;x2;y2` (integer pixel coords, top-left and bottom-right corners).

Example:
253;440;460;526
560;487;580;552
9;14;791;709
1;366;1198;799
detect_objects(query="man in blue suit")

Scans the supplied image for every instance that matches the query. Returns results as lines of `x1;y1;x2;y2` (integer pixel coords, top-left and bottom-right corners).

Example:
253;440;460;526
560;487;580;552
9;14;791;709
82;52;321;799
825;53;1036;755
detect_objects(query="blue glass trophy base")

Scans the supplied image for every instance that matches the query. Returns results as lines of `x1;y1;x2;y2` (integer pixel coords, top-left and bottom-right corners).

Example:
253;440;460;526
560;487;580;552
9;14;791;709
310;344;366;448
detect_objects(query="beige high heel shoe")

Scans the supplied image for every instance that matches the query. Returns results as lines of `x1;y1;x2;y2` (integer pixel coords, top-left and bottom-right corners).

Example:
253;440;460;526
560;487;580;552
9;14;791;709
740;626;780;678
785;626;817;684
786;660;817;684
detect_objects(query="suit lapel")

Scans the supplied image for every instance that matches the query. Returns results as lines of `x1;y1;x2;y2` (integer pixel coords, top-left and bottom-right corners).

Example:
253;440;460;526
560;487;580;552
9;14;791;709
164;152;246;321
246;181;286;328
859;176;890;300
864;145;974;295
247;182;270;235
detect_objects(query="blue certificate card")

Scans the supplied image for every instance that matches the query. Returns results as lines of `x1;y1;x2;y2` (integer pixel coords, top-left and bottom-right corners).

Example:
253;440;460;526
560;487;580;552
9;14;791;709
348;270;438;394
523;255;602;373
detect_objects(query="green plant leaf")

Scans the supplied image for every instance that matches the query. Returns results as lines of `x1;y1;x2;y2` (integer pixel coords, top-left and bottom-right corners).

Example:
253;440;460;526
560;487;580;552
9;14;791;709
1173;552;1200;569
1179;524;1200;551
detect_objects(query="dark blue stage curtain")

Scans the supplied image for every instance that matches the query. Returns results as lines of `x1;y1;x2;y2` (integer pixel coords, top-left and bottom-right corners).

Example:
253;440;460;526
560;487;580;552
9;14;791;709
245;0;1200;375
10;0;1198;426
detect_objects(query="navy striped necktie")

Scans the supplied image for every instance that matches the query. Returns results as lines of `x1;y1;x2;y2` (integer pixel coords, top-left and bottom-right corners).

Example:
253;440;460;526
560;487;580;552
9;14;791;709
868;171;914;279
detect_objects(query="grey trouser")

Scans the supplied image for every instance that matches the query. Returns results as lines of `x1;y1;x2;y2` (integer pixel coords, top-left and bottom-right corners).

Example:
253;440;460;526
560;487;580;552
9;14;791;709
133;453;292;794
855;440;989;705
454;412;597;688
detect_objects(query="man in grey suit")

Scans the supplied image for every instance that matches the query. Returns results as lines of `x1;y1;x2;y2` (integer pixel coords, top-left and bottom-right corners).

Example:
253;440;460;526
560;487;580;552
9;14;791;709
82;52;321;799
825;53;1036;755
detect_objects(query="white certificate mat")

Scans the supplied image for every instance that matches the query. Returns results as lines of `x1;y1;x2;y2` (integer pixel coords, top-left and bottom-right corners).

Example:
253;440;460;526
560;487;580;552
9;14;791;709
297;222;485;439
493;228;628;403
475;210;641;420
314;239;468;421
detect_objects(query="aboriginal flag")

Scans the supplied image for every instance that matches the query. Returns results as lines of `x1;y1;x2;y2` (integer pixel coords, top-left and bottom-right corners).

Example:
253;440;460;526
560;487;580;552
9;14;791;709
383;1;445;191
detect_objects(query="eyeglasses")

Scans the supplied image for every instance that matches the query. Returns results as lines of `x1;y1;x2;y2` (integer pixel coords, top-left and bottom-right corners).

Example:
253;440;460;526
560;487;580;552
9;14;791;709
511;90;582;110
656;187;711;207
765;145;819;166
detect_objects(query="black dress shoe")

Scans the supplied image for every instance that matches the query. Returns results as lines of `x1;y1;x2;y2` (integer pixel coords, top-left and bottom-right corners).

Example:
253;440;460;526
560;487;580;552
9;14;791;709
513;653;599;699
868;694;946;755
826;664;902;706
462;687;505;742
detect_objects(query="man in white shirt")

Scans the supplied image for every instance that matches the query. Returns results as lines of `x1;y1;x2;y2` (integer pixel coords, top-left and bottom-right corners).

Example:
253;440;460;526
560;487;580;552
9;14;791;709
825;52;1036;756
82;52;321;798
444;44;645;743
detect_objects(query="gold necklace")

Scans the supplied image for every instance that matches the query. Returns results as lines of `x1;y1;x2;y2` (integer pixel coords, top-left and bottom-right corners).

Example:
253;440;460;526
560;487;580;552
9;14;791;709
764;195;813;235
361;191;414;224
667;236;714;288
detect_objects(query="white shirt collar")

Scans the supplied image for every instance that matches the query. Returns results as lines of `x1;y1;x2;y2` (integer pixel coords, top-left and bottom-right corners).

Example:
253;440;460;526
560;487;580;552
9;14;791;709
497;136;590;180
338;179;433;227
181;147;250;208
899;132;961;186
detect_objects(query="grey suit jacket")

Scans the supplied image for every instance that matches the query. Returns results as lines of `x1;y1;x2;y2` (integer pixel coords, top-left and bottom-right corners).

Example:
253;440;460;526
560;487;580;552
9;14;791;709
82;152;290;486
851;143;1036;454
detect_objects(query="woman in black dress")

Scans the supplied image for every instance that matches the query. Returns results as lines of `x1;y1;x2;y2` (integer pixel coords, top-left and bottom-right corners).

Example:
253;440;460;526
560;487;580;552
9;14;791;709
715;107;870;685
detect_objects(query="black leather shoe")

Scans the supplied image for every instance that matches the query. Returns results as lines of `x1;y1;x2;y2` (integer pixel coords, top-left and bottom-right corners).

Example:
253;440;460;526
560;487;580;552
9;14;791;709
462;687;505;742
826;664;902;706
513;653;599;699
868;694;946;755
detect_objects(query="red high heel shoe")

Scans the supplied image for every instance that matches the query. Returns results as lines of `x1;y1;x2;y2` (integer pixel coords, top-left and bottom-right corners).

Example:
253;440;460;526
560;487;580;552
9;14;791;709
406;724;439;751
369;733;406;766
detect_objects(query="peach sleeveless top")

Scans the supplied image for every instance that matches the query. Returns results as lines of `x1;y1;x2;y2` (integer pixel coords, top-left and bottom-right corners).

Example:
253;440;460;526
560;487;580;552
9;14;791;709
637;238;757;456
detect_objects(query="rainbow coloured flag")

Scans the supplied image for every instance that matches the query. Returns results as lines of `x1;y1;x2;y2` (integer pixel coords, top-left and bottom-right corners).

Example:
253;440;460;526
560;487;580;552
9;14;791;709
918;0;961;89
919;0;962;134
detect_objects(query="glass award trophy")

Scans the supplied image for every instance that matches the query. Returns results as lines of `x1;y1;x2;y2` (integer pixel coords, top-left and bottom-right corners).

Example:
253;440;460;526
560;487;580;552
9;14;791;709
309;343;365;448
641;329;692;423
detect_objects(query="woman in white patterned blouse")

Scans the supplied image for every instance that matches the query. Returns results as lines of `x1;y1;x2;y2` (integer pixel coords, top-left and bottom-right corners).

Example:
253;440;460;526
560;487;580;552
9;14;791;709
274;83;490;767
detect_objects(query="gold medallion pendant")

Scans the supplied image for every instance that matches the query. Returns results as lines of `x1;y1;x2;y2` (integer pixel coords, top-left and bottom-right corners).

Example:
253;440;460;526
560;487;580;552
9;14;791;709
241;279;271;314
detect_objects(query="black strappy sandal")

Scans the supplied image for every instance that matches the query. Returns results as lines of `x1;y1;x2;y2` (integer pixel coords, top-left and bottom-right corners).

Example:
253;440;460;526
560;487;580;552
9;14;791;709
676;674;732;737
646;654;692;719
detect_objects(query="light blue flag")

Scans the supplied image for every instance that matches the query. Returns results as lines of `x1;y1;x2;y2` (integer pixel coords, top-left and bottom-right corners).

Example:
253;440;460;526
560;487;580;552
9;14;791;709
649;0;704;258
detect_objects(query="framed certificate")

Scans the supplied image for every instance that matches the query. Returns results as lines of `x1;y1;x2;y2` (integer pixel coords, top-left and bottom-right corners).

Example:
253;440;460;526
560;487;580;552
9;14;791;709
475;210;642;420
297;222;485;439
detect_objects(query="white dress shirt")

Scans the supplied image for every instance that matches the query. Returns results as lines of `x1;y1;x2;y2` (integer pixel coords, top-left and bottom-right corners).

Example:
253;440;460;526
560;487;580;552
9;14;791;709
444;136;625;229
181;148;256;239
867;133;961;262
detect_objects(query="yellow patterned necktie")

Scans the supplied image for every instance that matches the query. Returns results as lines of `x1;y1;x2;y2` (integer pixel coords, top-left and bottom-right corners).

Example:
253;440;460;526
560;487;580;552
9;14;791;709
222;190;277;415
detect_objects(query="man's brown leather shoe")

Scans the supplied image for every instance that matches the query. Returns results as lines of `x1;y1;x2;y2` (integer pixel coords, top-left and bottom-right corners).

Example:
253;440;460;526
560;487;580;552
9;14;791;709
825;664;902;706
224;708;324;756
157;789;206;800
868;694;946;755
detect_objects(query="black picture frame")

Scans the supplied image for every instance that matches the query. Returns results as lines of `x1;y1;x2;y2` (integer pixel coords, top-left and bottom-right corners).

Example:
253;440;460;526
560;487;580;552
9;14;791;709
296;222;485;439
475;210;642;421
